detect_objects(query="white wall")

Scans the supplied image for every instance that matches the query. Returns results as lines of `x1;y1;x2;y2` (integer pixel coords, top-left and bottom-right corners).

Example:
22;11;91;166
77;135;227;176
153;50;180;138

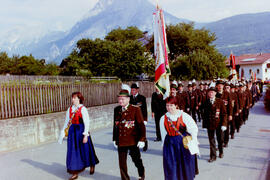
240;64;262;80
262;60;270;80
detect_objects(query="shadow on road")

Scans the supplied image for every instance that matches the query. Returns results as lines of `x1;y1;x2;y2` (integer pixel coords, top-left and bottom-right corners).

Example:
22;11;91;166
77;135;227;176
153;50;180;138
21;159;121;180
21;159;67;179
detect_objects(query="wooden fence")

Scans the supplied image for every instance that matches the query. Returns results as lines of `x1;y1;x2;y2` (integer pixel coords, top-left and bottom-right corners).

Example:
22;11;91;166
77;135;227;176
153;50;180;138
0;82;154;120
0;75;120;83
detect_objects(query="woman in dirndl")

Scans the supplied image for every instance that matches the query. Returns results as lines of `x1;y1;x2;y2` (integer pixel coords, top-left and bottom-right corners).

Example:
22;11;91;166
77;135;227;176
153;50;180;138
160;96;199;180
58;92;99;180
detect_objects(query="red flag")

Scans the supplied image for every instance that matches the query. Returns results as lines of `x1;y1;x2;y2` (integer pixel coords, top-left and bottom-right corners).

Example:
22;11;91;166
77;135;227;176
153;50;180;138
230;53;236;70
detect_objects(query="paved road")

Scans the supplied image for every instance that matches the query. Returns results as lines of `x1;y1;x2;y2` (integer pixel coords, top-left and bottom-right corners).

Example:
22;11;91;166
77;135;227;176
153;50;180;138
0;98;270;180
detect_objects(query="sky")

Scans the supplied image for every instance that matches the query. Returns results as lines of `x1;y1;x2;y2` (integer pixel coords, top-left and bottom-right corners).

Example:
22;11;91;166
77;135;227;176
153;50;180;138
0;0;270;40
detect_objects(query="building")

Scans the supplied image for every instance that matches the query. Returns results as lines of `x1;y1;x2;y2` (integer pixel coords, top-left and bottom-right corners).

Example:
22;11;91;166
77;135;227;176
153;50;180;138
226;53;270;81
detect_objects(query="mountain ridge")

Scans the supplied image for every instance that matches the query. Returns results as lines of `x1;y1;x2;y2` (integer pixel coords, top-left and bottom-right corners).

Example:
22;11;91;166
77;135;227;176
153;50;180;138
0;0;269;64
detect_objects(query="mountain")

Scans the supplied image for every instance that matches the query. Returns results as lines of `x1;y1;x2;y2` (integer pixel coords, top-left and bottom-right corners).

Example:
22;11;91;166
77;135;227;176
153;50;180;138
201;12;270;56
29;0;187;64
1;0;270;63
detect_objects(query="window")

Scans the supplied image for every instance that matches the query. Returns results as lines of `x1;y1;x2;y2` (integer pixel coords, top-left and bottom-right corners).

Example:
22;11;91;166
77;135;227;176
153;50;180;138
249;69;252;74
266;69;268;73
257;69;260;74
267;63;270;68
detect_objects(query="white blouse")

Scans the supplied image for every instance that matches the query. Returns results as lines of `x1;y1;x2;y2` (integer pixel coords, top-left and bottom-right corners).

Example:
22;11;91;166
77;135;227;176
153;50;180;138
61;104;90;136
160;109;200;155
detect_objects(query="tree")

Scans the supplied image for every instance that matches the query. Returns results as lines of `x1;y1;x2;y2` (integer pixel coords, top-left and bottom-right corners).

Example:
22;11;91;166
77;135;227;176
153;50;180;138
0;52;12;74
105;26;144;42
147;22;228;80
61;27;155;80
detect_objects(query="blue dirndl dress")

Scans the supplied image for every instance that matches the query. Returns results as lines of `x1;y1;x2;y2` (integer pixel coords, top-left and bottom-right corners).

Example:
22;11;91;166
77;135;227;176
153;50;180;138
163;115;196;180
66;123;99;174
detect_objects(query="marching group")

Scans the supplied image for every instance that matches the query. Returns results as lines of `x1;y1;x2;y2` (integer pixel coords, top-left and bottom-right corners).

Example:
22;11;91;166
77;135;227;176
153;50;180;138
58;79;262;180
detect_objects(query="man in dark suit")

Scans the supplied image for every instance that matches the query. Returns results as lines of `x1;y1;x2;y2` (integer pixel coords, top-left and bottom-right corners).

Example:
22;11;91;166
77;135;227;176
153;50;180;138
204;84;227;162
187;82;198;123
130;83;148;151
177;81;190;113
229;84;239;139
113;84;146;180
151;87;166;141
193;81;202;122
216;80;233;148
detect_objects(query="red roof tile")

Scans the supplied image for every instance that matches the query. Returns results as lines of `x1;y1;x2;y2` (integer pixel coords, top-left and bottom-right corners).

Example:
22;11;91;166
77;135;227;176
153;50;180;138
226;53;270;65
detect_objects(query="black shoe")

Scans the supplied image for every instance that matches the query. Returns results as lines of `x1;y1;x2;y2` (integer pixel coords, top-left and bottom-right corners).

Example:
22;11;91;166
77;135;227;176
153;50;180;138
208;157;216;163
139;174;145;180
223;143;228;148
69;174;78;180
90;166;95;175
154;138;161;142
143;140;148;151
219;153;224;158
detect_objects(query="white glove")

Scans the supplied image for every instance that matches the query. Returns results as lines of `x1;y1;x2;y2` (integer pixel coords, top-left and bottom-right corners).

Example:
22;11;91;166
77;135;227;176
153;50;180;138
144;121;147;125
221;126;227;131
113;141;118;149
58;130;65;144
137;141;145;148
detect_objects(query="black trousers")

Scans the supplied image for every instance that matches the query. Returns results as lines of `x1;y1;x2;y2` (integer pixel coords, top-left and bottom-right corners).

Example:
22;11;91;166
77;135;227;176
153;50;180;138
118;145;145;180
230;116;236;136
154;114;162;140
235;113;243;131
207;128;224;159
191;109;197;123
223;120;230;145
197;107;204;122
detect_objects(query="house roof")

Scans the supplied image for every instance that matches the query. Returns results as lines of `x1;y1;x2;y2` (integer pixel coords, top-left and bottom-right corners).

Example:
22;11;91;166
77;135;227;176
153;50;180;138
226;53;270;65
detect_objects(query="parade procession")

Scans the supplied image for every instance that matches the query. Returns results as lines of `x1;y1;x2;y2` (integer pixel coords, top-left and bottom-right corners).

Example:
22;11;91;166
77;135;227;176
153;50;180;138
1;0;270;180
56;3;266;180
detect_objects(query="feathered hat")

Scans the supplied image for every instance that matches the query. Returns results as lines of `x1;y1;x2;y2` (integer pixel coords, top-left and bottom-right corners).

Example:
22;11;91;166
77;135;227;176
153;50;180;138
118;84;131;97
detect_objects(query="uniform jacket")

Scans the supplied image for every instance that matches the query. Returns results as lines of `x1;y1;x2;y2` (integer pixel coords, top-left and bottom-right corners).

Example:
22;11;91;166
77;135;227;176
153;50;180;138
242;90;250;109
245;89;252;107
130;94;148;121
199;89;207;109
178;91;190;112
204;98;227;130
236;91;244;111
187;90;198;110
230;92;239;116
151;92;166;116
216;91;233;116
113;105;146;147
195;89;202;107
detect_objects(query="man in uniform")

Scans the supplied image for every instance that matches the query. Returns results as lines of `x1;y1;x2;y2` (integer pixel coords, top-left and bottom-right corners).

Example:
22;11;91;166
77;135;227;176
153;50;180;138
151;87;166;142
235;83;244;132
204;84;227;162
199;82;207;124
192;81;201;122
241;82;250;124
187;82;198;123
229;83;239;139
130;83;148;151
216;80;233;148
113;84;146;180
177;81;190;113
